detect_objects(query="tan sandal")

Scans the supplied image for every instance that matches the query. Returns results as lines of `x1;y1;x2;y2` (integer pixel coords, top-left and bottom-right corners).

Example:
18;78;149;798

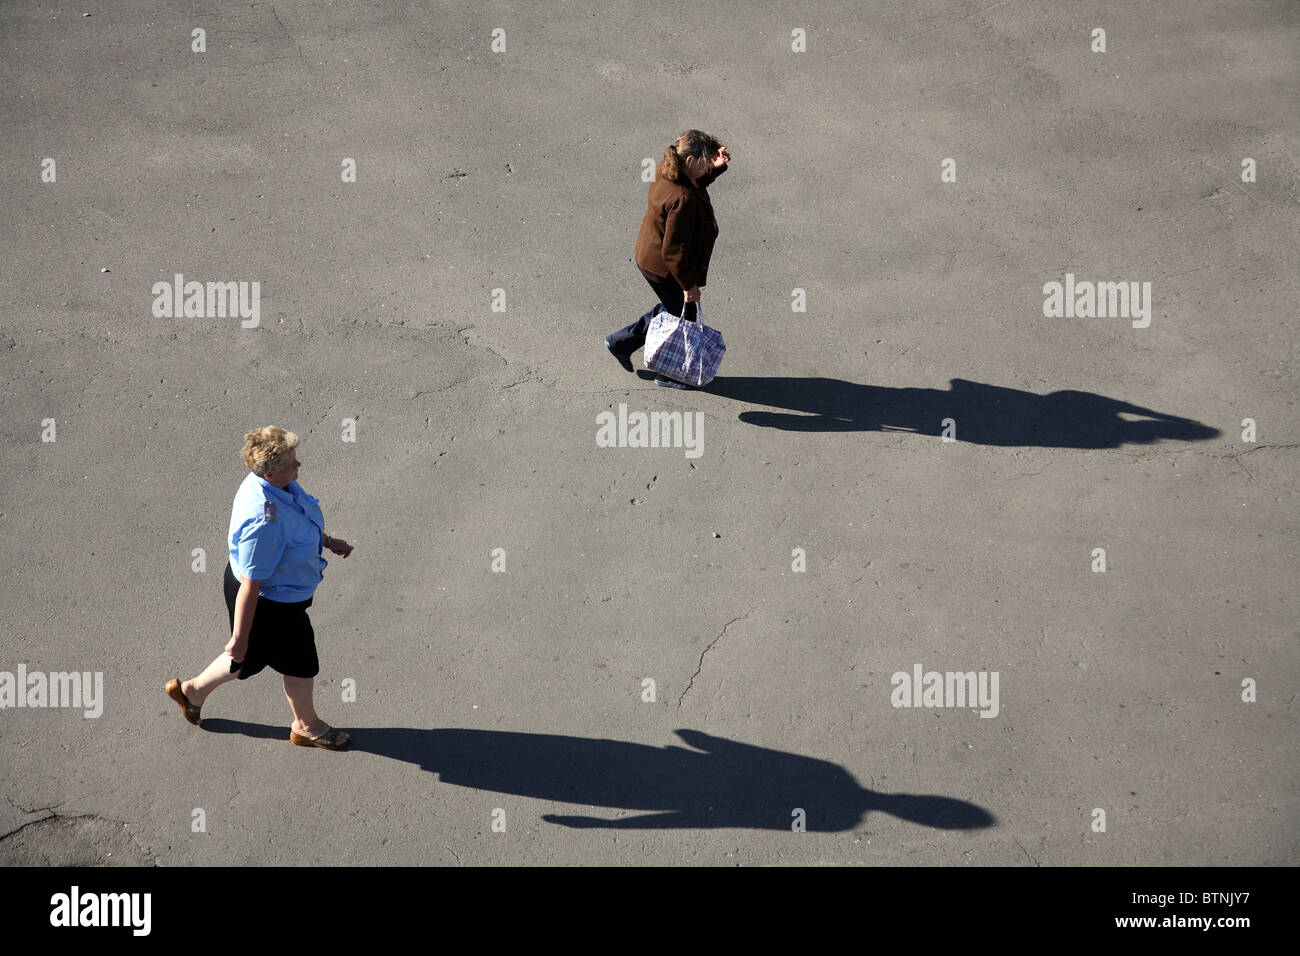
289;726;349;750
165;678;202;726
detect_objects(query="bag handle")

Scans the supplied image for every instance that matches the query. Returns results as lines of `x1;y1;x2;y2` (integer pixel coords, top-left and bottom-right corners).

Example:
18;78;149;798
678;298;701;323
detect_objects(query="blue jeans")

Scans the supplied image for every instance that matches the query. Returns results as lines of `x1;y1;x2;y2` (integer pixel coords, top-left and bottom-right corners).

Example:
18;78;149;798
607;267;697;358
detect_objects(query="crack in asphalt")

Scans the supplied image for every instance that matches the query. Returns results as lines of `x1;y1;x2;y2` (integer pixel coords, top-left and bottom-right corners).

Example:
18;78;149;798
1016;839;1042;866
1204;443;1299;460
0;812;57;842
1;811;160;865
456;327;510;367
1;796;159;865
1;795;65;840
677;614;748;709
1188;443;1297;482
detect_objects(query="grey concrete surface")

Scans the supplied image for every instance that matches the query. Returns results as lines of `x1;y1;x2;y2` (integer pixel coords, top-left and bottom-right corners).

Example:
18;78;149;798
0;0;1295;866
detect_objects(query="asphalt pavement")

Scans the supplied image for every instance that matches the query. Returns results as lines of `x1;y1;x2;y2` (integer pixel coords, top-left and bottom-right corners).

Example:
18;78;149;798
0;0;1295;866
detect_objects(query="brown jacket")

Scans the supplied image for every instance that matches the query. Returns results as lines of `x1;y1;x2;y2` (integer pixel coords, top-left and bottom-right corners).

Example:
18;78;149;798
634;163;726;290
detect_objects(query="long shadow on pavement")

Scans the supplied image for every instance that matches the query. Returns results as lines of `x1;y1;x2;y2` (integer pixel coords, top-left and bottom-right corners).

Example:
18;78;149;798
199;722;995;831
686;375;1221;448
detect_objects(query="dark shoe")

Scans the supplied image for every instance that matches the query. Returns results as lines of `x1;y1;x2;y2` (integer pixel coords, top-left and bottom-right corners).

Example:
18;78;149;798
605;338;635;373
654;376;694;390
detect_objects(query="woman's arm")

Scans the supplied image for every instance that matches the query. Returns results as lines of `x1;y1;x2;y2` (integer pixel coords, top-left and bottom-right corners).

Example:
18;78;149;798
224;576;260;663
660;198;701;292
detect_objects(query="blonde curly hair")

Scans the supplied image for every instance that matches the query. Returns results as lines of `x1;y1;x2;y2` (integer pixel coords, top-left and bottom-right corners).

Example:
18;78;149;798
242;426;299;476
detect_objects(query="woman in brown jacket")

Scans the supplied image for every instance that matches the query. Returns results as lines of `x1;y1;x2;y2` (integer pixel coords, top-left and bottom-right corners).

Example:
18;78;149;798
606;129;731;388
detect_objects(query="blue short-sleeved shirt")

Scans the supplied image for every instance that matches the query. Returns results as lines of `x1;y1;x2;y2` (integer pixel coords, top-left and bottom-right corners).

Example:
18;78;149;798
227;471;327;602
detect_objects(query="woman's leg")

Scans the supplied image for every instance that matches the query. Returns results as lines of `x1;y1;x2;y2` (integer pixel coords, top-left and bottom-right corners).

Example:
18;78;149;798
643;275;699;385
182;562;247;705
650;274;689;321
184;654;238;706
608;270;692;357
278;603;343;743
283;676;348;744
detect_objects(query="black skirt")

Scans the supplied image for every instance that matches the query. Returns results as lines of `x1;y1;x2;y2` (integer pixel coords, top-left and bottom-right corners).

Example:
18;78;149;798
223;563;319;680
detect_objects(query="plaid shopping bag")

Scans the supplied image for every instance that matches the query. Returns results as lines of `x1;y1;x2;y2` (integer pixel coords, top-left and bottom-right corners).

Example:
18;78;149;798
643;302;726;387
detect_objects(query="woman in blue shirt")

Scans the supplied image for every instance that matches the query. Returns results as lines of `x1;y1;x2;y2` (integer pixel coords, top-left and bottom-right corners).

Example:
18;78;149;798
166;426;355;750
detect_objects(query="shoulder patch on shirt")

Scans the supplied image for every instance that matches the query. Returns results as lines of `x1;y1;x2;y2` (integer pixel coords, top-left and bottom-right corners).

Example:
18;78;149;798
263;500;277;522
